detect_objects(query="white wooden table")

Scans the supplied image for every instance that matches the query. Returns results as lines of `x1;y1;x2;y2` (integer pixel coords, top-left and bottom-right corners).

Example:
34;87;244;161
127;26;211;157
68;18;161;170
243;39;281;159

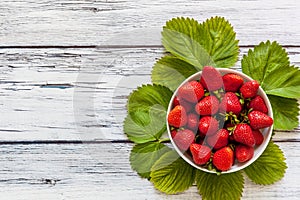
1;1;300;199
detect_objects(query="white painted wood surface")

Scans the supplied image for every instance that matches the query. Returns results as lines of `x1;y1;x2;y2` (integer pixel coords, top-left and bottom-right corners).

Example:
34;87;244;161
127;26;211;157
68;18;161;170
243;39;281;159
0;47;299;141
0;143;299;200
0;0;300;46
1;0;300;199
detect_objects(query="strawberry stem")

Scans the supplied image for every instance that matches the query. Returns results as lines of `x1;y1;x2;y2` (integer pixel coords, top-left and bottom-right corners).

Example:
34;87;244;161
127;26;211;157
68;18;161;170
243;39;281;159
224;112;240;125
229;143;235;151
213;89;224;100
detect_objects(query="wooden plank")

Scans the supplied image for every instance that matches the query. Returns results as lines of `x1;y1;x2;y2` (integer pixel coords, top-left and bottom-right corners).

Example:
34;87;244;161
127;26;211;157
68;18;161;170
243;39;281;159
0;47;299;141
0;142;299;199
1;0;300;46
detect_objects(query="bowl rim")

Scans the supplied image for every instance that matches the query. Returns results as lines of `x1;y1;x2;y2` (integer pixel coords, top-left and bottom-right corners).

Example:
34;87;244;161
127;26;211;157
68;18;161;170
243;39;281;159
166;68;274;174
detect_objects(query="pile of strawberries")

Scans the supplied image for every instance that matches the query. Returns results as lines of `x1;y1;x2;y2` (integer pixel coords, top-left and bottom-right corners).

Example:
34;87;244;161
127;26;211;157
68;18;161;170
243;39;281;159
168;66;273;172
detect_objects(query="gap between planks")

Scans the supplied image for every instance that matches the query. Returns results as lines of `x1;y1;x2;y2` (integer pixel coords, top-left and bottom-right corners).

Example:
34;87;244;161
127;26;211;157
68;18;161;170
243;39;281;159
1;45;300;49
0;139;298;145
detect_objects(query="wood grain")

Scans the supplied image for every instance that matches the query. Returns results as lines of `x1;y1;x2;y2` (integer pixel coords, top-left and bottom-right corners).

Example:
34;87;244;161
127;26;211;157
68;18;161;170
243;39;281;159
0;47;299;141
0;142;299;200
1;0;300;46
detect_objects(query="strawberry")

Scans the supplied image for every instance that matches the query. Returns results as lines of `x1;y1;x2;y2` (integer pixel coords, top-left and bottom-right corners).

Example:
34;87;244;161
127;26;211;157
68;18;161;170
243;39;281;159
248;95;268;114
200;66;223;91
173;96;180;107
206;129;229;150
198;116;219;136
187;113;199;130
178;81;204;103
228;134;235;143
252;129;264;145
219;92;242;115
173;129;195;151
212;146;234;171
240;80;259;99
171;130;177;138
179;98;194;113
168;105;187;128
195;95;219;116
222;73;244;92
248;110;273;130
190;144;212;165
233;123;255;146
235;144;254;163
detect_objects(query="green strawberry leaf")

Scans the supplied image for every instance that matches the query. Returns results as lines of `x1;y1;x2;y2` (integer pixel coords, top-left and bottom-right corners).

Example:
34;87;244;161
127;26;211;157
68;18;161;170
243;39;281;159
244;141;287;185
196;170;244;200
198;16;239;68
162;17;213;69
268;95;299;130
150;150;196;194
242;41;300;99
151;55;198;91
124;84;173;143
162;16;239;69
130;142;171;179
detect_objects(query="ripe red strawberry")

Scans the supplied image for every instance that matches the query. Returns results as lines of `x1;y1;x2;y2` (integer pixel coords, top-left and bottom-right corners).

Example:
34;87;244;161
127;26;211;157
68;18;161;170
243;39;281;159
248;95;268;114
168;105;187;128
252;129;264;145
178;81;204;103
187;113;199;130
222;73;244;92
233;123;255;146
228;134;235;142
179;98;194;113
171;130;177;138
248;110;273;130
235;144;254;163
190;144;212;165
200;66;223;91
219;92;242;115
195;95;219;116
240;80;259;99
173;96;180;107
198;116;219;136
206;129;229;150
212;146;234;171
173;129;195;151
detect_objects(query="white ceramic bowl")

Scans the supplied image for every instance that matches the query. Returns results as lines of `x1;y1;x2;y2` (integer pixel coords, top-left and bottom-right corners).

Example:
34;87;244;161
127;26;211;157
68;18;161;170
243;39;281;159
166;68;273;174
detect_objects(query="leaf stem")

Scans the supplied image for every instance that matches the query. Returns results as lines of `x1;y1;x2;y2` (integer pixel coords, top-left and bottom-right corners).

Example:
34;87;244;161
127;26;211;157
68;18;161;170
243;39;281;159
159;138;171;143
